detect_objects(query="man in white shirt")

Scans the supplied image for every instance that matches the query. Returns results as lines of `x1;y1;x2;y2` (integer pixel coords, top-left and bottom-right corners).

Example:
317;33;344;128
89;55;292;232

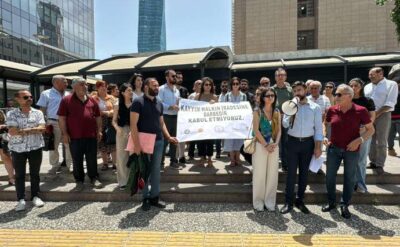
37;75;73;174
307;81;331;117
364;67;399;174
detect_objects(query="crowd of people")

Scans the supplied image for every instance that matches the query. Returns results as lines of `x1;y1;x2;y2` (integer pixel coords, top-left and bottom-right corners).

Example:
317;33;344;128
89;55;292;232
0;66;399;219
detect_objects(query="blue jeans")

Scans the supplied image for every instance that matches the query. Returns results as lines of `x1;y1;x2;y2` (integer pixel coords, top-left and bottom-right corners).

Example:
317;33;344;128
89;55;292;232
142;139;164;200
326;145;359;206
355;138;371;191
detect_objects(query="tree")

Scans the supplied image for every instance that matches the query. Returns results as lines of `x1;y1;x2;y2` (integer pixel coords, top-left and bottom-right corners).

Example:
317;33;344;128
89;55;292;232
376;0;400;42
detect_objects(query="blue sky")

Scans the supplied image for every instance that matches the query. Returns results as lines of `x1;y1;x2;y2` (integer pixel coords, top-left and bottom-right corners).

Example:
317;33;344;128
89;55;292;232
94;0;232;60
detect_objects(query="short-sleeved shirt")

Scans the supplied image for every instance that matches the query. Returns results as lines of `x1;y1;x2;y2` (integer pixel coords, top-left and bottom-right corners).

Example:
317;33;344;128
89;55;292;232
272;84;293;112
307;94;331;113
6;107;45;153
57;94;100;139
131;95;164;140
36;87;70;120
352;97;376;112
364;78;398;111
326;103;371;150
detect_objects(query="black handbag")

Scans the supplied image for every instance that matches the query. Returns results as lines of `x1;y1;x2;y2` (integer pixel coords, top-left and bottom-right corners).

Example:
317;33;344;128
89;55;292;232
104;118;116;145
43;132;55;151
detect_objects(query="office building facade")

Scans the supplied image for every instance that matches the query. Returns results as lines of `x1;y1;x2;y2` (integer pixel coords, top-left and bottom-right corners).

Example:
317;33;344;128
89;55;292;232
233;0;399;54
0;0;95;66
138;0;166;52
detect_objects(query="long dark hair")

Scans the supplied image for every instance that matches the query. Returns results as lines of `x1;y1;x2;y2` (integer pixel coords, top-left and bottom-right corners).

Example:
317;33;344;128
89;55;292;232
199;77;215;98
259;88;277;112
349;78;365;97
118;83;132;105
128;73;144;91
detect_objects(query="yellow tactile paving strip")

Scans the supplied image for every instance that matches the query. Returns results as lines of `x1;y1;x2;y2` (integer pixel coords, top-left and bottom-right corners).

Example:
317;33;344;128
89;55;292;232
0;229;399;247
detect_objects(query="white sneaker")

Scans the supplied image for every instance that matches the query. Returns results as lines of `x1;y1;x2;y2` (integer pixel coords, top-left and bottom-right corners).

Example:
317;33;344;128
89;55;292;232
15;199;26;212
32;197;45;207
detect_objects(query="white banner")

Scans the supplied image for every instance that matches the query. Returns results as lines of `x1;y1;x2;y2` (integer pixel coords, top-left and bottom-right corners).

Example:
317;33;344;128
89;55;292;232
177;99;253;142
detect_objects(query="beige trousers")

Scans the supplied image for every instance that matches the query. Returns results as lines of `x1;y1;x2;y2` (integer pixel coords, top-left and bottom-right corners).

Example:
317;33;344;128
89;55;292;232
49;120;72;169
115;126;130;186
252;142;279;211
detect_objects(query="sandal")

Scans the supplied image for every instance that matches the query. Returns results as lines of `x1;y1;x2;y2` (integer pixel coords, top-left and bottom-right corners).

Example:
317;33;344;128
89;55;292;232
101;164;109;171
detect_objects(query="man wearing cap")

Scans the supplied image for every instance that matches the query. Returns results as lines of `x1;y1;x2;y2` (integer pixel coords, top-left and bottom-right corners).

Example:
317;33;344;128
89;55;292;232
280;81;323;215
37;75;73;175
58;78;103;191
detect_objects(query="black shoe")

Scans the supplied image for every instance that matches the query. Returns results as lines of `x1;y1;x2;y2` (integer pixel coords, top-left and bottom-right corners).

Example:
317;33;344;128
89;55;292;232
368;162;377;169
149;197;166;209
169;162;180;170
340;205;351;219
60;160;67;167
317;169;325;175
280;204;293;214
322;203;336;212
216;153;221;159
72;182;84;192
178;157;186;164
376;167;384;175
141;199;151;211
295;200;310;214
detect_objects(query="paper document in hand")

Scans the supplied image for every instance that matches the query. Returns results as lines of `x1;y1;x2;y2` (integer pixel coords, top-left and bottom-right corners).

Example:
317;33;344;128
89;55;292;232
309;155;326;173
126;132;156;154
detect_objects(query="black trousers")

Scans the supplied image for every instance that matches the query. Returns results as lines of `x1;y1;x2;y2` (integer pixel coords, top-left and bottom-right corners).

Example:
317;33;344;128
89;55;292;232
279;127;289;168
285;136;314;205
240;144;252;165
188;141;197;158
162;115;177;164
69;138;98;182
12;148;42;200
215;140;222;155
198;140;214;157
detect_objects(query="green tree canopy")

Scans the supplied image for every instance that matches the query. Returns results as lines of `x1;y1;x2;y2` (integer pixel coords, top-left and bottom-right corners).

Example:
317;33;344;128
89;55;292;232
376;0;400;42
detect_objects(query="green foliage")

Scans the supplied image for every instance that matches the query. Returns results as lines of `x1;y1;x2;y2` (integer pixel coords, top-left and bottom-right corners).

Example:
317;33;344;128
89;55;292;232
376;0;400;42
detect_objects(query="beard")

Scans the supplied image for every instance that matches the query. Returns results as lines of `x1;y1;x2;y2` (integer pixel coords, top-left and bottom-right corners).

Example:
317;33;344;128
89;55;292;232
296;94;306;100
148;88;159;96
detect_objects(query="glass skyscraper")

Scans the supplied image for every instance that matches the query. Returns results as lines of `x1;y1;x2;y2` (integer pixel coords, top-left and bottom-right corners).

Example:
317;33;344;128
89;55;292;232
0;0;95;66
138;0;166;53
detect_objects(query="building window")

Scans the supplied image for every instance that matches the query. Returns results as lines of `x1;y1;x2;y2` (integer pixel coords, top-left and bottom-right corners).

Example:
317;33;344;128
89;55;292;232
297;30;315;50
298;0;314;18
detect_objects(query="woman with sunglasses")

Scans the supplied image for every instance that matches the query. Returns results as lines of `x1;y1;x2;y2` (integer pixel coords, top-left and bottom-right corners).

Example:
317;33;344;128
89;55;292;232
324;82;336;106
194;77;218;167
349;78;376;193
252;88;281;211
6;90;46;211
223;77;248;167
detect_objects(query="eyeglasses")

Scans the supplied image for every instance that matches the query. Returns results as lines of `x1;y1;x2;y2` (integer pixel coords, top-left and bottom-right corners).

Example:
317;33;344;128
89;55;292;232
264;94;275;98
232;83;239;86
204;83;212;87
334;93;348;97
325;86;333;89
22;95;33;100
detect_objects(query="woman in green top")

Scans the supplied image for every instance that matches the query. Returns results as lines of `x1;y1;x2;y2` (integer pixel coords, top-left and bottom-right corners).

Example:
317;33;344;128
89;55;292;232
252;88;281;212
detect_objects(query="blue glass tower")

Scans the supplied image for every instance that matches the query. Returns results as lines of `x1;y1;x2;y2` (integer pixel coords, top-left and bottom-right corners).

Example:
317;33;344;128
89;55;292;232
138;0;166;52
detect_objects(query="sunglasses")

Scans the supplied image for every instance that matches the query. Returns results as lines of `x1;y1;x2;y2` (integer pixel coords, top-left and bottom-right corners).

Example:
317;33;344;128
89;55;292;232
325;86;333;89
264;94;275;98
334;93;348;97
204;83;212;86
22;95;33;100
232;83;239;86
